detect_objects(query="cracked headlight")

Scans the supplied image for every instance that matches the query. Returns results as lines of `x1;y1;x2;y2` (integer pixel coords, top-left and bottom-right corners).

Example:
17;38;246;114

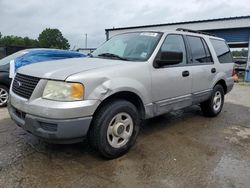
42;80;84;101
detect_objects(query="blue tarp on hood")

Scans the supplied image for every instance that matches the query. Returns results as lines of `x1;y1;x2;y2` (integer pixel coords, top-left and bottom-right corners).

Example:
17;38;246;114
15;50;85;71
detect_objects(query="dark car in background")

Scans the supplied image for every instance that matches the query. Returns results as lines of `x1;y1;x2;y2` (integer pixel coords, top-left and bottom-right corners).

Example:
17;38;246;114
233;57;248;81
234;57;247;71
0;49;85;107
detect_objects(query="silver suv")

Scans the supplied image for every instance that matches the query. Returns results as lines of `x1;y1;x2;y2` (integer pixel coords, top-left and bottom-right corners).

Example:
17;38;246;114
8;29;234;158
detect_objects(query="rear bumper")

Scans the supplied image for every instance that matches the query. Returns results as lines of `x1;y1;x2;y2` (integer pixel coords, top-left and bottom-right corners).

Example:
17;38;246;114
8;105;92;144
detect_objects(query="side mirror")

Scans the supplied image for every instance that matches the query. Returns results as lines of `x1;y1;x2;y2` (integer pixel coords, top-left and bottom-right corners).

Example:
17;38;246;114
156;51;183;67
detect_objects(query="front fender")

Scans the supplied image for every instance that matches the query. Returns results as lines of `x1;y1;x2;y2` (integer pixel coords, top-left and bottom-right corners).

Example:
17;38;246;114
87;77;151;104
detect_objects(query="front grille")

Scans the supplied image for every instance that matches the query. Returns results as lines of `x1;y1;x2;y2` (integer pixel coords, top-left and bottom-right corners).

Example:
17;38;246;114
12;73;40;99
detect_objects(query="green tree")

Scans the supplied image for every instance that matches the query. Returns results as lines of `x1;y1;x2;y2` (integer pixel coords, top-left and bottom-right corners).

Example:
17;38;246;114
23;37;39;47
38;28;70;49
0;34;39;47
232;49;248;57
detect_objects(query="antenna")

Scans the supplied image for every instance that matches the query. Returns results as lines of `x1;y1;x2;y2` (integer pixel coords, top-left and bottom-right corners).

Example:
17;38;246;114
85;33;88;48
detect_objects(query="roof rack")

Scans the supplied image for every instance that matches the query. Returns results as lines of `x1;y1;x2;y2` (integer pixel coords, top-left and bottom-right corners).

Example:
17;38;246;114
176;28;216;37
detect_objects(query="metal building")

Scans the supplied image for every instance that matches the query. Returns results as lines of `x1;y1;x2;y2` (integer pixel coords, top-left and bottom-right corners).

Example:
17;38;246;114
105;16;250;79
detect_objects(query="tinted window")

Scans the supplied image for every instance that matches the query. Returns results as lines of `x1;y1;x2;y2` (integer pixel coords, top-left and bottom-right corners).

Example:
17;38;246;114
210;39;233;63
160;34;187;65
187;36;212;63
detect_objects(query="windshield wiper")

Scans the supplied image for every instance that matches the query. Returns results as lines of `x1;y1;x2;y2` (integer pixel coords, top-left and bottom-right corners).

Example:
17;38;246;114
98;53;129;61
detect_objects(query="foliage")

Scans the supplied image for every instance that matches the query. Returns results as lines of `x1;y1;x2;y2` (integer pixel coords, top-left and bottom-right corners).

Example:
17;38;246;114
0;35;39;47
38;28;70;50
232;49;248;57
0;28;70;50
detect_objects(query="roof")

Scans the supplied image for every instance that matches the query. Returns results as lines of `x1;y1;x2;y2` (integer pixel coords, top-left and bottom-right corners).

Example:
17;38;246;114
106;15;250;31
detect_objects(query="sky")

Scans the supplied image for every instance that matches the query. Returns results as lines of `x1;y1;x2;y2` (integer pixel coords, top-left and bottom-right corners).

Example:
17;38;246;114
0;0;250;49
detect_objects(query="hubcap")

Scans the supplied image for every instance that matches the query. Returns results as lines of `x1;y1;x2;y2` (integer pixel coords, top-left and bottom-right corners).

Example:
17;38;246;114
213;91;222;111
0;88;8;106
107;113;134;149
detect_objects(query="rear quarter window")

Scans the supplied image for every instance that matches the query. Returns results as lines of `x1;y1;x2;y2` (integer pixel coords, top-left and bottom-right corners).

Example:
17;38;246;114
210;39;233;63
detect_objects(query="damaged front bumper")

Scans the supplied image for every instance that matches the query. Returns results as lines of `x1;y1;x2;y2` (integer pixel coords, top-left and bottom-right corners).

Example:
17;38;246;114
8;91;100;143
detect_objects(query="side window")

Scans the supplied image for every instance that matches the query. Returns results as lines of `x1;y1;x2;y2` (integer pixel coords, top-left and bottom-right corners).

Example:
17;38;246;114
187;36;212;64
160;34;187;65
210;39;233;63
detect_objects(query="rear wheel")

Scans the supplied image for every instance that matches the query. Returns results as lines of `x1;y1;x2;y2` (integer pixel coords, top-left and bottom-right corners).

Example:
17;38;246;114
201;85;224;117
0;85;9;107
88;100;140;159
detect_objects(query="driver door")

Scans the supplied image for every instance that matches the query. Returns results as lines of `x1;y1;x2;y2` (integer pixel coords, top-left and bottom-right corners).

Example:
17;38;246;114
151;34;192;115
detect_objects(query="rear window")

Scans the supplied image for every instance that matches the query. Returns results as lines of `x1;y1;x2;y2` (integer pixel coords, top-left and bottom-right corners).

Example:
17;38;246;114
210;39;233;63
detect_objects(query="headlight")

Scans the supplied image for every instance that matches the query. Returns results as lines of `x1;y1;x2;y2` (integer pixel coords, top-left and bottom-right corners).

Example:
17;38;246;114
43;80;84;101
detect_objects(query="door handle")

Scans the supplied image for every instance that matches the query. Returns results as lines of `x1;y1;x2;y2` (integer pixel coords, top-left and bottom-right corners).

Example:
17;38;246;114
182;71;190;77
211;68;216;73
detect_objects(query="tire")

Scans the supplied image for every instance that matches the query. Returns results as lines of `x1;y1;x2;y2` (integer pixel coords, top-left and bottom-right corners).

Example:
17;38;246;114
0;85;9;107
201;85;224;117
88;100;140;159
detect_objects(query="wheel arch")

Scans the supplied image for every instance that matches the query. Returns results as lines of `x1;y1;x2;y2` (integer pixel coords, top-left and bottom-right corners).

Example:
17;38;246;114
93;91;146;120
214;79;227;94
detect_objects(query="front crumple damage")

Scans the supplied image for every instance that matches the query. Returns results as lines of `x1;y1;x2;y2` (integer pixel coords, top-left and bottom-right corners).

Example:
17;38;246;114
88;80;113;100
85;76;150;105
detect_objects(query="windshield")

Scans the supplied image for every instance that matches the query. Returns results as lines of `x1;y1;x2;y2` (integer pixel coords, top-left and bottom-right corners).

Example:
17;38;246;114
0;50;28;66
92;32;162;61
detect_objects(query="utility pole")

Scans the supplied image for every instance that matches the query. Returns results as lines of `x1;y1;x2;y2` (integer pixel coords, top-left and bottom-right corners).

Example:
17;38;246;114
85;33;88;48
246;36;250;81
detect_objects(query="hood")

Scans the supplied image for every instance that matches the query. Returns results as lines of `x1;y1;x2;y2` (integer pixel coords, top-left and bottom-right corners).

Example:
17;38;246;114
17;57;124;80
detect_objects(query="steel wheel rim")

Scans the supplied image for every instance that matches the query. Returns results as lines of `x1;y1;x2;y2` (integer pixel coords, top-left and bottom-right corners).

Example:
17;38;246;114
213;91;222;111
107;112;134;149
0;88;8;106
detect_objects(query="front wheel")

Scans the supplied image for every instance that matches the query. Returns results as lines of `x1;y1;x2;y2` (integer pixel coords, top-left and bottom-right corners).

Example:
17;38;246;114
201;85;225;117
88;100;140;159
0;85;9;107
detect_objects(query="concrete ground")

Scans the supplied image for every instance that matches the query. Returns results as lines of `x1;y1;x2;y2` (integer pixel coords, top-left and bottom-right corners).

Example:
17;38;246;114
0;84;250;188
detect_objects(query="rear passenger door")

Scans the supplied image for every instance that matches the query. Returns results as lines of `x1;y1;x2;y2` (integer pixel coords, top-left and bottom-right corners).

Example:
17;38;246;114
186;36;215;103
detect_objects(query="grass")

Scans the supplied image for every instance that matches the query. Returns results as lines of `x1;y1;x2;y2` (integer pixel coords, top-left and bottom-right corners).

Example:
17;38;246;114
239;82;250;86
